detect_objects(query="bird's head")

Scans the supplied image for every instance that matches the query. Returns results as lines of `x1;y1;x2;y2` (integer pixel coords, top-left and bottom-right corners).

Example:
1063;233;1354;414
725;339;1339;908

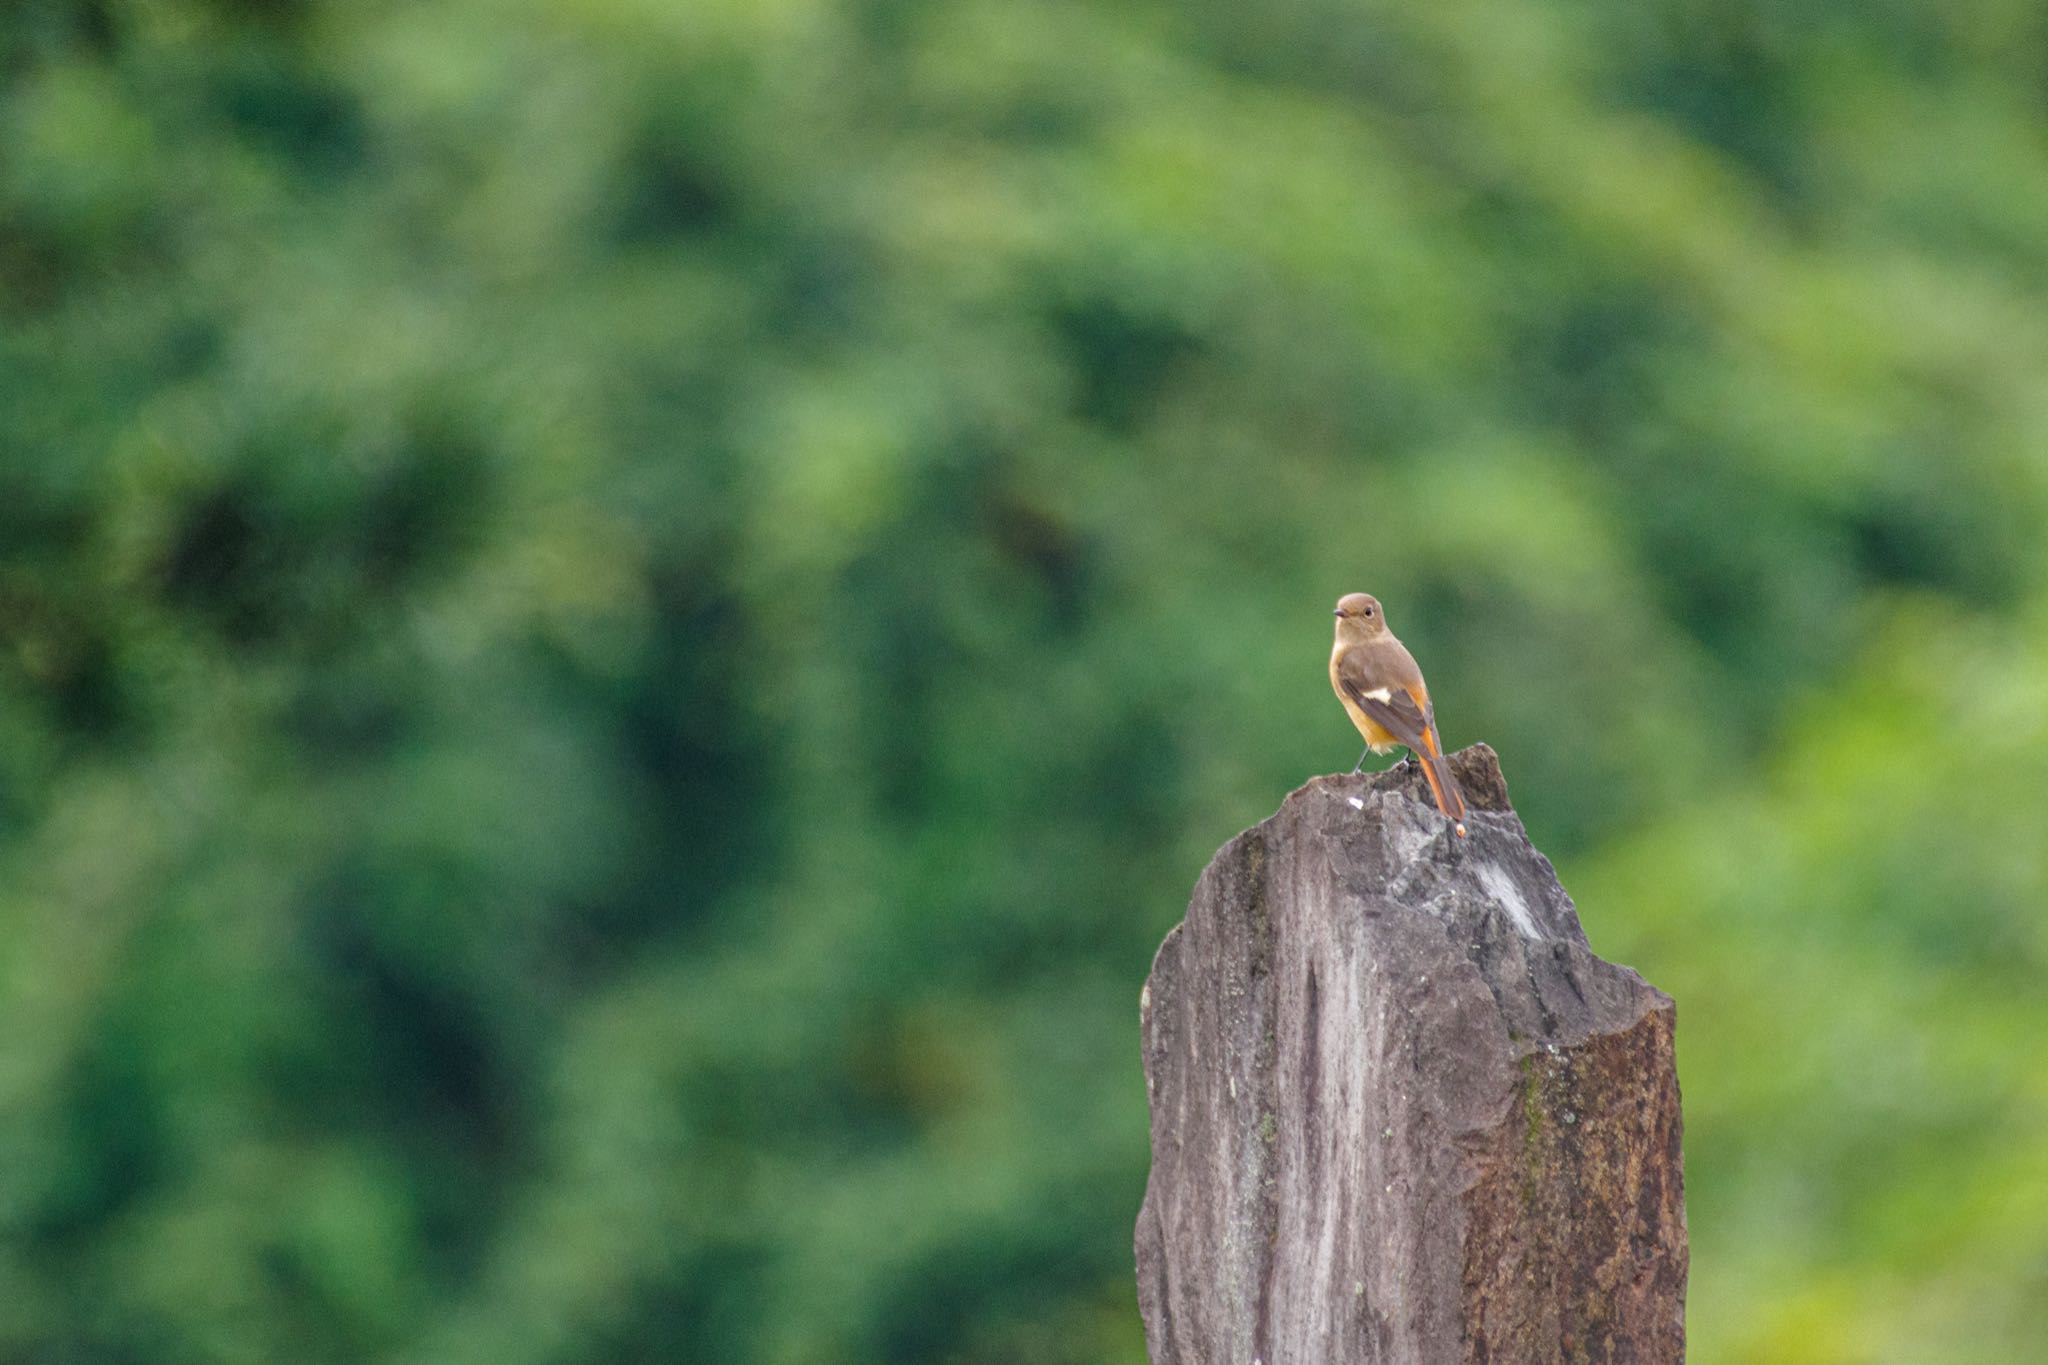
1332;592;1388;641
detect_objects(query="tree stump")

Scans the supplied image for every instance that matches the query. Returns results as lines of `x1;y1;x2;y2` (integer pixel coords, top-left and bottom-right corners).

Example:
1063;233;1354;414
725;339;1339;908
1135;745;1686;1364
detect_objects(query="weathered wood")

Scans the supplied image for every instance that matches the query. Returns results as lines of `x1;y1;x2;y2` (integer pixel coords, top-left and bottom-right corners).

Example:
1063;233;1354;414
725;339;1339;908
1136;745;1686;1364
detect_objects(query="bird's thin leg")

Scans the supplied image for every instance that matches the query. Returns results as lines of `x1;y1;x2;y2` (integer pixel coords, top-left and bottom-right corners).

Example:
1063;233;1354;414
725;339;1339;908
1350;747;1371;775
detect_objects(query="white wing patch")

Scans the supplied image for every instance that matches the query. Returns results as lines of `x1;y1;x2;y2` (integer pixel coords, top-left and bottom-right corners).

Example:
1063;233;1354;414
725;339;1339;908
1360;687;1392;701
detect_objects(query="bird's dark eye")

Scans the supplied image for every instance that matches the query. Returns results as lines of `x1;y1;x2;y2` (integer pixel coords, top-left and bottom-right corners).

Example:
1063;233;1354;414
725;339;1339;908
1363;606;1374;616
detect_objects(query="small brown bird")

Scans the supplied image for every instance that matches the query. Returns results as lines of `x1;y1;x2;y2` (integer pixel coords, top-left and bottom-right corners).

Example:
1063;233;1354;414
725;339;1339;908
1330;592;1467;837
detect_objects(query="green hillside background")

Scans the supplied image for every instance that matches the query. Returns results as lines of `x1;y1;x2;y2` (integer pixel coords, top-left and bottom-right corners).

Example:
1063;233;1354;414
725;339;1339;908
4;1;2045;1361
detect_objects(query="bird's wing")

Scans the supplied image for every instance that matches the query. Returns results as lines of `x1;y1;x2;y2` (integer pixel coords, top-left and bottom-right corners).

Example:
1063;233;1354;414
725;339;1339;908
1348;686;1432;754
1338;650;1468;828
1336;649;1432;750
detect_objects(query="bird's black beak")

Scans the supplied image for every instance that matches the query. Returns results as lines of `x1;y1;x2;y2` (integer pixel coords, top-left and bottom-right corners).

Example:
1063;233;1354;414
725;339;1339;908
1333;608;1344;617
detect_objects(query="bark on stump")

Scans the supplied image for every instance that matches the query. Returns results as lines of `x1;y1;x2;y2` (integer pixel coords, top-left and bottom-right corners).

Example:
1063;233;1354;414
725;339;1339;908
1136;744;1686;1364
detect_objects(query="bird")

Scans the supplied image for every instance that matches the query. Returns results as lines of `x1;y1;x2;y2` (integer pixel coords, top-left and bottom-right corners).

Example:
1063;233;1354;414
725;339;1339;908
1329;592;1467;837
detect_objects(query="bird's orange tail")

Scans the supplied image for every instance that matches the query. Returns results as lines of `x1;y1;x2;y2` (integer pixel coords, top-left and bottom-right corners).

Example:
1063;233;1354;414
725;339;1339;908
1416;735;1468;837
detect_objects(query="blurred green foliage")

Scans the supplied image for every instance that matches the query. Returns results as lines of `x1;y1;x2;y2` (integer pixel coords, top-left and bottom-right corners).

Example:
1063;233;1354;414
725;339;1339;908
2;0;2045;1361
